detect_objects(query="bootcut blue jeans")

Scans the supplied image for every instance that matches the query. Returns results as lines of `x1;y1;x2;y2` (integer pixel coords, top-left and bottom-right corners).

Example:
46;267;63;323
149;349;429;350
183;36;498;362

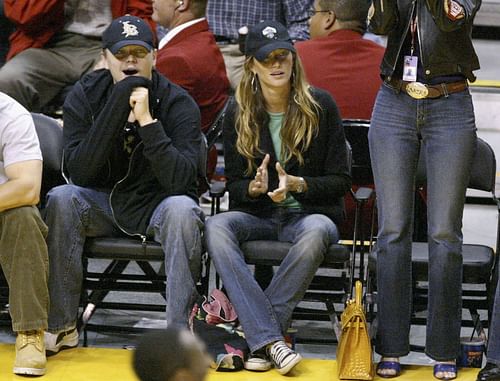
44;184;204;332
206;208;338;352
369;82;477;361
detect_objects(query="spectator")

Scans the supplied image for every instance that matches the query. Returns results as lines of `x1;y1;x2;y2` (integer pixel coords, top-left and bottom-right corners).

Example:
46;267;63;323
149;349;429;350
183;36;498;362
0;0;153;112
43;15;204;354
205;21;351;375
0;0;13;67
368;0;480;379
0;92;49;376
206;0;313;90
152;0;229;180
133;328;211;381
296;0;385;120
477;272;500;381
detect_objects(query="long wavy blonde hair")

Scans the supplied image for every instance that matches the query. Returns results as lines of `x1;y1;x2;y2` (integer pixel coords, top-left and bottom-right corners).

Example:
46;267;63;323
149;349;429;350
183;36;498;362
235;53;321;175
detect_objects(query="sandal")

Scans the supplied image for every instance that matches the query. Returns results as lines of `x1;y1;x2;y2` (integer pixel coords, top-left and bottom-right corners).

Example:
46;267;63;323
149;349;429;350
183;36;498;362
376;360;401;378
433;362;457;380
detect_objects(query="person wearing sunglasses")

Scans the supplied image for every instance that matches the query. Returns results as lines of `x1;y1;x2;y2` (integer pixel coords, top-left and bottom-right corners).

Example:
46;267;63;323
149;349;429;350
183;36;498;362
43;15;205;354
205;20;351;375
296;0;385;120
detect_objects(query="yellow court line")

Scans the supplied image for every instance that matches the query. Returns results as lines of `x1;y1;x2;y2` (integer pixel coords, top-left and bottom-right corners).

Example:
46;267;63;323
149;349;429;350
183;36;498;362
470;79;500;88
0;344;483;381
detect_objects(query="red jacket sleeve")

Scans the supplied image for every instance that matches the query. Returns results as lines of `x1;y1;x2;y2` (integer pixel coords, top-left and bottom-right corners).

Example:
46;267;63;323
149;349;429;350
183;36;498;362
4;0;64;59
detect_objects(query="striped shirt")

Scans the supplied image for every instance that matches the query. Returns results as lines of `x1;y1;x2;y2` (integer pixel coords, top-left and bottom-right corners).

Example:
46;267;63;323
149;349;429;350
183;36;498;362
206;0;312;41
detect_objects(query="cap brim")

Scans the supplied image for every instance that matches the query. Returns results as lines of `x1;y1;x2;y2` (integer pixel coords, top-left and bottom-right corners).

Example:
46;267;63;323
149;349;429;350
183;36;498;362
108;40;153;54
254;42;295;61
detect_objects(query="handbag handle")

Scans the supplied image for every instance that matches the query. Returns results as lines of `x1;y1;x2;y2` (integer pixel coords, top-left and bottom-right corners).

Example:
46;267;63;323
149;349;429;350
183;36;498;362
355;280;363;307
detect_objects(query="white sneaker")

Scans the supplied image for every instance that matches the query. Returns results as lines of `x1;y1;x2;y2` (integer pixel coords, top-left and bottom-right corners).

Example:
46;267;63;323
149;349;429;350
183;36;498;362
244;350;272;371
267;340;302;375
44;326;79;355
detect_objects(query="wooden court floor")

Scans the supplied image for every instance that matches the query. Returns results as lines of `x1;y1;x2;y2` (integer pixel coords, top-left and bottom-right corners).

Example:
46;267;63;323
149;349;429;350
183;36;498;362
0;344;482;381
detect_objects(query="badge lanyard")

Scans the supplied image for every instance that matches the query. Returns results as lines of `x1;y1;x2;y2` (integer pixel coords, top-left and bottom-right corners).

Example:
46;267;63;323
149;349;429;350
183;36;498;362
403;13;418;82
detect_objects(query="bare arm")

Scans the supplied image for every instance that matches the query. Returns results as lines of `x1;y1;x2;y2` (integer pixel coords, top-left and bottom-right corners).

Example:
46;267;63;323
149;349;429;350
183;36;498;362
0;160;42;212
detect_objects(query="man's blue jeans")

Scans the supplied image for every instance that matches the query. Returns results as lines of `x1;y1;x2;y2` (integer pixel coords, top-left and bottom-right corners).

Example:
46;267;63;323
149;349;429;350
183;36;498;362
44;184;204;332
487;272;500;365
205;209;338;352
369;83;477;361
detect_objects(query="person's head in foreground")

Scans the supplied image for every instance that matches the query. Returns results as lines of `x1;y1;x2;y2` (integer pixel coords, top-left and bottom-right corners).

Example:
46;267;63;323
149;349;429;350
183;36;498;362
133;327;211;381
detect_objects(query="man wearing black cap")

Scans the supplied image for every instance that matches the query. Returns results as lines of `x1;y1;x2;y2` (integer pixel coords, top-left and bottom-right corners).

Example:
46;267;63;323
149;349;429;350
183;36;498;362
43;15;205;354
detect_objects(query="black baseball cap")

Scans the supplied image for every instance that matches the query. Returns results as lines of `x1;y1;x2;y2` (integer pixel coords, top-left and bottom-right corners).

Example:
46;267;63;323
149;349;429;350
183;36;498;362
245;20;295;61
102;15;154;54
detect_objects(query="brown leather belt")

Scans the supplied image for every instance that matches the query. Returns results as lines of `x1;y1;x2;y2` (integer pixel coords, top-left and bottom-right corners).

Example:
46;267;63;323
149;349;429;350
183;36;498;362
385;77;468;99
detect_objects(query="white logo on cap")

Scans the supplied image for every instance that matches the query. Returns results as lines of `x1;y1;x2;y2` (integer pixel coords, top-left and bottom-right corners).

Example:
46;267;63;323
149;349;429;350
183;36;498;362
121;21;139;38
262;26;277;39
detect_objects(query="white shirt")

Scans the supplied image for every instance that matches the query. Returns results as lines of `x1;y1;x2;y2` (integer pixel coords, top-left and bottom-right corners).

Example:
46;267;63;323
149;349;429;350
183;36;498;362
0;93;42;185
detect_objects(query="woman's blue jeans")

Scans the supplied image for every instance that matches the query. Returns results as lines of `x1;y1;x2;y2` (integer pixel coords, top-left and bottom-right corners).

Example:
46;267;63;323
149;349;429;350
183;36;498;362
44;184;204;332
369;83;477;361
205;209;338;352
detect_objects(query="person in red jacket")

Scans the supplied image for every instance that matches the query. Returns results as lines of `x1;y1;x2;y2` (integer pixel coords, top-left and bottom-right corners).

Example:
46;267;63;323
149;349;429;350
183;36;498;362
296;0;385;120
152;0;229;180
0;0;153;112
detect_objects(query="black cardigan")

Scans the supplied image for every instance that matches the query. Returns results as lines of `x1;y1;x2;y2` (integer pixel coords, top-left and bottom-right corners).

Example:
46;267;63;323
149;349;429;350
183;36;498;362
222;87;351;224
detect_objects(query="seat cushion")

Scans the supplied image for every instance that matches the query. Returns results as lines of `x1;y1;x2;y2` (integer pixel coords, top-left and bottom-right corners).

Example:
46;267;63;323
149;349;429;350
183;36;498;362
241;240;350;267
368;242;494;282
83;237;163;261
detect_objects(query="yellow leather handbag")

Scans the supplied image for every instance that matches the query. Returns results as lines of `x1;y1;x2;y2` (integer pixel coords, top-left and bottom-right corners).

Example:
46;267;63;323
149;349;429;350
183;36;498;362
336;281;374;380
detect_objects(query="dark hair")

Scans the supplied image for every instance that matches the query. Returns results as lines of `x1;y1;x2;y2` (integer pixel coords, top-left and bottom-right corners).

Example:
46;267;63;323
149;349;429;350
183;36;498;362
133;328;193;381
318;0;369;22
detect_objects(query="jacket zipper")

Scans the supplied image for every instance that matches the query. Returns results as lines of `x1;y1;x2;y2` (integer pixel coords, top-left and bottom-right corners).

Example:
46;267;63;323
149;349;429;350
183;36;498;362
390;0;418;75
416;1;425;77
109;141;147;244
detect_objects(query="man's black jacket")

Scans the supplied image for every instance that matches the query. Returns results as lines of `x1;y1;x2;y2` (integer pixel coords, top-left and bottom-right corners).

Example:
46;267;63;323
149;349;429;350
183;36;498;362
62;69;202;236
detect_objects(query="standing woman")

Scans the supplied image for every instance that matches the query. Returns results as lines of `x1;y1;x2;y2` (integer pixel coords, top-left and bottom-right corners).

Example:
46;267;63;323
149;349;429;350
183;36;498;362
205;20;351;376
368;0;481;379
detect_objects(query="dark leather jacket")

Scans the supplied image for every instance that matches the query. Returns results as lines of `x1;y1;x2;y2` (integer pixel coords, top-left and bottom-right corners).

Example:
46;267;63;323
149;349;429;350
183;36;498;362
368;0;481;81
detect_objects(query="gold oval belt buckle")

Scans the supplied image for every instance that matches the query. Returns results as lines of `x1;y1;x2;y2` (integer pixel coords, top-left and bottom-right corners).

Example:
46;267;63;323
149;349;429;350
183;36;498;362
406;82;429;99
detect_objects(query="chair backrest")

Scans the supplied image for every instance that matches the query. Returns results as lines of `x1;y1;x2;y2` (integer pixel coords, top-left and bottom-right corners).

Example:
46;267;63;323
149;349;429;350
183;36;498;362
205;96;232;151
416;137;497;193
31;112;65;202
198;133;210;193
343;119;372;185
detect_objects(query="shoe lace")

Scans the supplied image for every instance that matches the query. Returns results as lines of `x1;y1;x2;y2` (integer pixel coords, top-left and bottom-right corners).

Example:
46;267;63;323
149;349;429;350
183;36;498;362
270;341;293;365
20;330;43;350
